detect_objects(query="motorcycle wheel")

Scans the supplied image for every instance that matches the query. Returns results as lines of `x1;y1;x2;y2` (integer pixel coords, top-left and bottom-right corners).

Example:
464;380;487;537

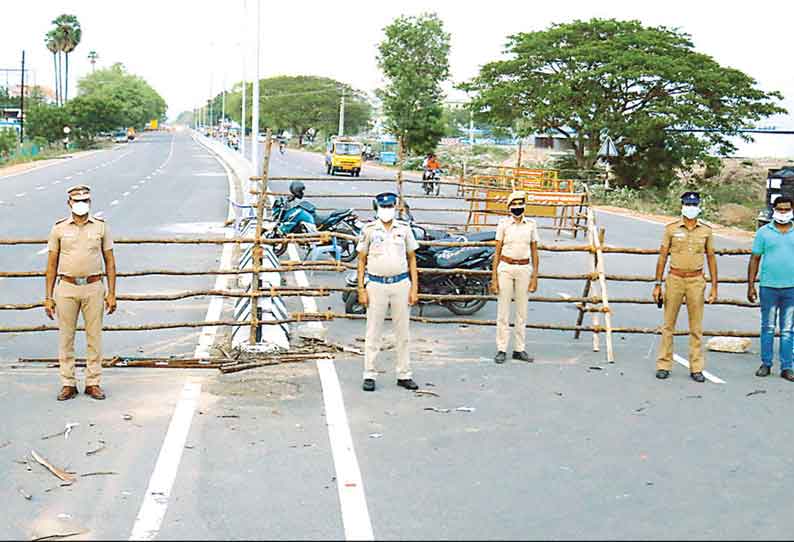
266;231;288;257
345;294;367;315
339;240;358;263
445;277;488;316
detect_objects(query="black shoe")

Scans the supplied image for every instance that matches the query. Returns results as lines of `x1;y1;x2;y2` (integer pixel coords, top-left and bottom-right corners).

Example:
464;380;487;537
655;369;670;380
781;369;794;382
512;351;534;363
397;379;419;390
362;379;376;392
494;352;507;364
690;372;706;383
756;364;772;377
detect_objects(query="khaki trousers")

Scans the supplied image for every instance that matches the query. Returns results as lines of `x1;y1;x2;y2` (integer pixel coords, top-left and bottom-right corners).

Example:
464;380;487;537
54;280;105;387
496;262;531;352
656;274;705;372
364;279;412;380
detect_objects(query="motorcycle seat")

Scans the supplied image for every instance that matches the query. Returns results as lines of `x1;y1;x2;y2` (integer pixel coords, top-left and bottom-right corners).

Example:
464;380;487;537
316;209;352;227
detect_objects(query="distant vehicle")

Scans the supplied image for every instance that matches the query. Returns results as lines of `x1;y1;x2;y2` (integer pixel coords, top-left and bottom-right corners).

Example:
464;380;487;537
758;167;794;228
325;138;363;177
126;127;136;141
113;131;128;144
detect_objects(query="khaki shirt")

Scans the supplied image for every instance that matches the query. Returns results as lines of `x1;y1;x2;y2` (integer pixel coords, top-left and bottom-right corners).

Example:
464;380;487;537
48;215;113;277
661;219;714;272
356;219;419;277
496;216;539;260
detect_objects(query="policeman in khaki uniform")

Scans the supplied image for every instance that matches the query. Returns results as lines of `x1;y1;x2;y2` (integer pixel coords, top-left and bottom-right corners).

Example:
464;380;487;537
356;192;420;392
491;190;540;364
652;191;718;383
44;185;117;401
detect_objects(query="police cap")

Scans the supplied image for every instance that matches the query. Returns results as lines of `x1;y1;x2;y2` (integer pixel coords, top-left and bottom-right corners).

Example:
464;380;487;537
67;184;91;201
375;192;398;207
681;191;701;205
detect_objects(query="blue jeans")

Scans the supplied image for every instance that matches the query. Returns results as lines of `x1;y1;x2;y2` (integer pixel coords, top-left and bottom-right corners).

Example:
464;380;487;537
760;286;794;370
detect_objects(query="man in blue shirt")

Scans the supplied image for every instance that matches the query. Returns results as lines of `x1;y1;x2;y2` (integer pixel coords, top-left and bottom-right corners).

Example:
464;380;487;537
748;196;794;381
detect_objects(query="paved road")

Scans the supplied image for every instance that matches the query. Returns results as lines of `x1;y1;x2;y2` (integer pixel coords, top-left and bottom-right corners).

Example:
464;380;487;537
1;138;793;540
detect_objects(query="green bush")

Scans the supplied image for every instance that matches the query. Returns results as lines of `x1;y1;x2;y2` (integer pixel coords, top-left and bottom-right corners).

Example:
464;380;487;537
0;128;18;159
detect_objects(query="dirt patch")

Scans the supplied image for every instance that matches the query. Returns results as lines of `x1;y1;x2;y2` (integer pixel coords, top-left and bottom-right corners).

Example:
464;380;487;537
207;362;315;401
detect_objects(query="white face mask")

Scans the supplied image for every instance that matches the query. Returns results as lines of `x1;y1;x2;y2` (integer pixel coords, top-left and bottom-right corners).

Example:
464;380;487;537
773;210;794;224
681;205;701;220
377;207;396;223
71;201;90;216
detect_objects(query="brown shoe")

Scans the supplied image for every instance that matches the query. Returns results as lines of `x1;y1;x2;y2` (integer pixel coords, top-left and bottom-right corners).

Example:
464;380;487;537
84;385;106;400
57;386;78;401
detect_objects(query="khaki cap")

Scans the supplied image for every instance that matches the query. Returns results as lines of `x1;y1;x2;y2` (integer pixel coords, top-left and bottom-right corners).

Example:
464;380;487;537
507;190;526;206
67;184;92;201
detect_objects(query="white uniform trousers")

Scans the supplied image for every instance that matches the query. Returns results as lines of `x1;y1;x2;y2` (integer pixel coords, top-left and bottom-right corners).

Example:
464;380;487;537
363;279;412;380
496;262;531;352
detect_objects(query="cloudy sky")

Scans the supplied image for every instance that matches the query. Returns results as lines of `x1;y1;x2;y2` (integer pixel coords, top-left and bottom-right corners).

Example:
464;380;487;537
3;0;794;155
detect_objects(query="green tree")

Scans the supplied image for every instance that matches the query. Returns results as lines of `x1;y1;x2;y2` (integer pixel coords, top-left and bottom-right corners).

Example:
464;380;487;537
44;30;62;106
223;76;371;144
0;128;18;159
376;13;451;155
54;14;82;102
464;18;786;187
24;103;70;144
78;63;167;128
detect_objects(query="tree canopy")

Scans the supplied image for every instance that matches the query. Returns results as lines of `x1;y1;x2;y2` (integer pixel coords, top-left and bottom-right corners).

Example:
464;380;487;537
221;75;371;144
463;18;786;187
377;13;450;155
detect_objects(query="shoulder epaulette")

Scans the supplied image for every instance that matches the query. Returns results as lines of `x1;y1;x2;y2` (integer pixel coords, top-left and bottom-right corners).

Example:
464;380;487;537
55;217;69;225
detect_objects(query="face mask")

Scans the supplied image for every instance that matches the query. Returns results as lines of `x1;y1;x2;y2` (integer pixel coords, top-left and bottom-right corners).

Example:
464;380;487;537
377;207;395;223
510;206;525;217
71;201;90;216
773;210;794;224
681;205;700;220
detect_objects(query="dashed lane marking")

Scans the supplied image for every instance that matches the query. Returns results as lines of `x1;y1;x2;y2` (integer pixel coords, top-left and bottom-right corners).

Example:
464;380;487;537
35;186;46;190
129;381;201;541
36;248;48;255
673;354;726;384
122;192;130;197
110;200;120;206
15;192;26;197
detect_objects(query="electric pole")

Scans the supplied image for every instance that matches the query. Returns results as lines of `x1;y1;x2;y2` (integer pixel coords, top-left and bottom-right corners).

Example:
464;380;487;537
20;51;25;144
338;88;346;137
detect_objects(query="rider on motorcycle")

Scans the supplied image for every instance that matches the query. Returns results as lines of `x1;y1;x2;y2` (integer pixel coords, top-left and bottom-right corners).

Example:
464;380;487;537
422;153;441;180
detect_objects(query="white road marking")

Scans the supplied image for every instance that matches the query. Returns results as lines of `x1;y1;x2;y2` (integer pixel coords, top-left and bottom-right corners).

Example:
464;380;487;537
131;186;139;190
15;192;26;197
673;354;726;384
194;151;236;359
76;171;84;175
65;176;73;180
317;358;374;541
35;186;46;190
129;381;201;541
53;180;61;185
36;248;49;255
94;211;105;218
122;191;130;197
110;200;120;206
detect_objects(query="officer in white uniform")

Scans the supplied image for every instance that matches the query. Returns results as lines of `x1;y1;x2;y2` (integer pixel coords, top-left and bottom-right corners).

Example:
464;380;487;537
491;190;540;363
357;192;420;392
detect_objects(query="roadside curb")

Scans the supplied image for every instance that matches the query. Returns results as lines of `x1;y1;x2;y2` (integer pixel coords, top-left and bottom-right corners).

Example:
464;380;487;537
0;148;111;180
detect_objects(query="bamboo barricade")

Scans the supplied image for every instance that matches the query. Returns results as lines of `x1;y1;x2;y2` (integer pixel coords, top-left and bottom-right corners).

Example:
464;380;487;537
251;129;273;344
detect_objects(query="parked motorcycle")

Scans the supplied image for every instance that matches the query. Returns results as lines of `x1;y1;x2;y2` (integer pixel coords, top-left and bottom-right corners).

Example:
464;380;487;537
422;168;442;196
265;182;361;262
342;222;494;316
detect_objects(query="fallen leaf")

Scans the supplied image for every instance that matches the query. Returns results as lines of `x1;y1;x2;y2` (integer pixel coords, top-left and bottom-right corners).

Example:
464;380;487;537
86;441;106;456
414;389;440;398
80;472;118;478
31;529;90;541
18;487;32;501
424;407;450;414
746;390;766;397
30;450;75;483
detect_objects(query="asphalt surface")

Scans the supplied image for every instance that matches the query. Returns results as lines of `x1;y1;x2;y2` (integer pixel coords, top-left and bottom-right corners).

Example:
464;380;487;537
1;135;793;540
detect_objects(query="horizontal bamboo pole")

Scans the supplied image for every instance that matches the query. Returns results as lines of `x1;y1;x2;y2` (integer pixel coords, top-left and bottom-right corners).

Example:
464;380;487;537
0;233;358;246
17;357;227;369
266;191;589;206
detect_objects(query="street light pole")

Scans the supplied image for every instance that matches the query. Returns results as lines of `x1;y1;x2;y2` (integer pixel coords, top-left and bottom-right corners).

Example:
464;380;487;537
241;39;247;158
338;88;346;137
251;0;261;177
19;50;25;144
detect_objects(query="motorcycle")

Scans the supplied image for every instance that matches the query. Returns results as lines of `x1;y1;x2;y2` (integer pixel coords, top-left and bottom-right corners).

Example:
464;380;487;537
265;196;361;262
342;222;494;316
422;168;442;196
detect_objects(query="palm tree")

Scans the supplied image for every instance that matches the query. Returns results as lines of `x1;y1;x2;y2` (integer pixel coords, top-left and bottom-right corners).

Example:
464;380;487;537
52;14;81;103
45;31;60;105
88;50;98;73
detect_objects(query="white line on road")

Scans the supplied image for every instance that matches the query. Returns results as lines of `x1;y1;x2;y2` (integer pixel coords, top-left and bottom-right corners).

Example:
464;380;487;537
122;192;130;197
673;354;726;384
131;186;139;190
110;200;120;206
317;359;374;541
129;381;201;541
35;186;46;190
53;180;61;185
65;176;73;180
94;211;105;218
36;248;48;255
15;192;26;197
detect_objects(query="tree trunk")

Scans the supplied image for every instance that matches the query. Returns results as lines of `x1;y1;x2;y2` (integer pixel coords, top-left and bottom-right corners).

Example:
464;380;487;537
64;53;69;102
52;53;59;106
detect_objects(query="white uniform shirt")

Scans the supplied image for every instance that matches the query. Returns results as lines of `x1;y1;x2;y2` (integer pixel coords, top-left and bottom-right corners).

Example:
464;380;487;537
356;220;419;277
496;216;539;260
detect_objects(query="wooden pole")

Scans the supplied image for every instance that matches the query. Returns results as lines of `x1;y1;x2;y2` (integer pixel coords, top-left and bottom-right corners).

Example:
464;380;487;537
250;128;273;344
397;137;405;218
589;215;614;362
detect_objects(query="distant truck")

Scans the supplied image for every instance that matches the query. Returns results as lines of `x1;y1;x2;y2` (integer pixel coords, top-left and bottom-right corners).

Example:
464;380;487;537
325;137;363;177
758;167;794;228
144;119;159;131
